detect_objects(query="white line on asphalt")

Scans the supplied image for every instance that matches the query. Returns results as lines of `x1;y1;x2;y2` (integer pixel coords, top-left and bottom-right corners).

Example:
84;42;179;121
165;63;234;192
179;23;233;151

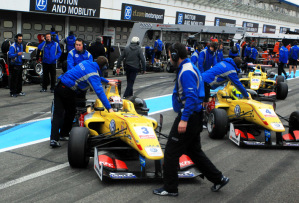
149;108;173;115
0;138;50;153
0;117;51;129
0;163;69;191
144;94;172;100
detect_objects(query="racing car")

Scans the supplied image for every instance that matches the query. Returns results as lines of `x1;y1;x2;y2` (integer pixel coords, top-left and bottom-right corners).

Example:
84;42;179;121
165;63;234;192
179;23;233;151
239;64;288;100
68;79;202;181
205;81;299;149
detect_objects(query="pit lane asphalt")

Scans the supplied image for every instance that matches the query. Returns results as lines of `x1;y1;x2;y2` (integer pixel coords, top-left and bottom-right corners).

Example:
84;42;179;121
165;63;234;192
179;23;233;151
0;70;298;202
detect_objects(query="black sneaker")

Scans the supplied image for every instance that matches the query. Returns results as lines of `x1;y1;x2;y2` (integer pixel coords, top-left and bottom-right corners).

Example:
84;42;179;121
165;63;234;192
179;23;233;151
51;89;55;93
59;137;69;141
211;175;229;192
153;187;178;196
18;92;26;96
50;140;61;148
10;93;17;97
40;89;47;92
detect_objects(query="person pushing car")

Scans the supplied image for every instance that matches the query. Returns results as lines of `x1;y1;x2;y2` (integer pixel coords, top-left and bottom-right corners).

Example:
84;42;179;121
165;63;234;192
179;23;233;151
202;57;250;102
50;56;115;148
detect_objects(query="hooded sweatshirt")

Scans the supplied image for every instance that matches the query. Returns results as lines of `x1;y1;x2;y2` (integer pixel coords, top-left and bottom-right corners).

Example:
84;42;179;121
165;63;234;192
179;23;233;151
117;43;146;71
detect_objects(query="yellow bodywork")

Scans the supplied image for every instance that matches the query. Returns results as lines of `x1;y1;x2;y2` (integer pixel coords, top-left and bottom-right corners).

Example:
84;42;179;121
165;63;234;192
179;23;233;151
216;82;285;132
240;64;276;90
83;84;163;160
25;45;37;54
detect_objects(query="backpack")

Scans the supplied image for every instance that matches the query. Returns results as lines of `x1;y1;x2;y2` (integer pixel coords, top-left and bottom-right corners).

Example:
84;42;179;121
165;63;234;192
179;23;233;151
231;46;238;54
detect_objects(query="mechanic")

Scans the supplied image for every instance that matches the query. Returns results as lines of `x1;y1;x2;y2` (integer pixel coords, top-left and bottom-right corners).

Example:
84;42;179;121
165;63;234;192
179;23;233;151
67;38;93;107
50;27;59;43
216;43;224;63
278;42;289;79
245;42;258;63
8;33;25;97
38;33;62;93
153;42;229;197
116;36;146;98
87;36;106;60
154;36;164;64
197;42;218;73
50;56;115;148
67;38;93;71
64;31;76;53
235;40;241;56
190;42;203;69
288;41;299;78
202;57;250;102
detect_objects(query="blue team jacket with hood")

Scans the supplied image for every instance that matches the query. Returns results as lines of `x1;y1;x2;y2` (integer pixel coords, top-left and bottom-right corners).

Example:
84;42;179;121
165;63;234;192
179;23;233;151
59;60;111;110
38;41;62;64
198;48;217;73
202;58;249;98
8;42;23;65
172;58;205;121
67;49;93;71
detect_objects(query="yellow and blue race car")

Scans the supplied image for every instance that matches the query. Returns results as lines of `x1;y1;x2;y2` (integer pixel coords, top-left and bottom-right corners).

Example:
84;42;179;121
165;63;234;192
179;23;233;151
68;79;203;181
206;82;299;149
239;64;288;100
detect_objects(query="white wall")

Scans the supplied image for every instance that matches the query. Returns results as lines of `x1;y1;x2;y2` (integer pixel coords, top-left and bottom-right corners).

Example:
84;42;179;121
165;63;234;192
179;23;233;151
0;0;30;12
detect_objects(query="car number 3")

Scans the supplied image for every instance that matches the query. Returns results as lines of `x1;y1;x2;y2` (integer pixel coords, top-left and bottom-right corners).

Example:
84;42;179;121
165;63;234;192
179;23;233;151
141;127;149;134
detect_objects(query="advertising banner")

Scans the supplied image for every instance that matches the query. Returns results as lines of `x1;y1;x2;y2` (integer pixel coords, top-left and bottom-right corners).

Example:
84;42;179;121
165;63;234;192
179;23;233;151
279;27;290;34
175;12;205;25
242;21;259;33
30;0;101;18
263;24;276;34
121;3;164;23
214;17;236;27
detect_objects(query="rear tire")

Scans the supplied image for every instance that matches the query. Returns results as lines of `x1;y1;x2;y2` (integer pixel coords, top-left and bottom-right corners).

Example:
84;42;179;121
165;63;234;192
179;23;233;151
276;82;288;100
207;109;228;139
68;127;90;168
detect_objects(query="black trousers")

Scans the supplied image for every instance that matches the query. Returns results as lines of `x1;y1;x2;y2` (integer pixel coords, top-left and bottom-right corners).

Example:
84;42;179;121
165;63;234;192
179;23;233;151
278;62;287;77
10;65;23;94
50;82;76;141
124;66;138;98
204;82;211;102
42;63;56;90
163;112;222;193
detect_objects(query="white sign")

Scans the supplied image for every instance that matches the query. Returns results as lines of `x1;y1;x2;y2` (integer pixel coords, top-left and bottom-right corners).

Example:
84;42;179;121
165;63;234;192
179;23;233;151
145;147;163;157
134;126;156;139
103;27;115;45
259;109;276;118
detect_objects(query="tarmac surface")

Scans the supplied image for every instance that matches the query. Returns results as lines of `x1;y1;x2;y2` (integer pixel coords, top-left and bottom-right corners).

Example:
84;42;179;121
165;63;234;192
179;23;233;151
0;68;298;202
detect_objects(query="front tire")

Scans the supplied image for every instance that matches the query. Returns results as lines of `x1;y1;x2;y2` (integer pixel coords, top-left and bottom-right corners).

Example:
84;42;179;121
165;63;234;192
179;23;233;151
207;109;228;139
68;127;90;168
276;75;284;83
276;82;288;100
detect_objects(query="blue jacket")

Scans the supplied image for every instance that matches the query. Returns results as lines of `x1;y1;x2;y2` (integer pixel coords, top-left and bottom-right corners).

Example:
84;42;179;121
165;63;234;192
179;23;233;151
229;50;239;58
50;31;60;43
8;42;23;65
65;35;76;52
38;41;62;64
289;45;299;60
216;49;223;63
279;46;289;63
190;50;200;69
202;58;249;98
154;39;164;51
67;49;93;71
198;48;217;73
59;61;111;110
172;58;204;121
245;47;258;60
235;43;241;55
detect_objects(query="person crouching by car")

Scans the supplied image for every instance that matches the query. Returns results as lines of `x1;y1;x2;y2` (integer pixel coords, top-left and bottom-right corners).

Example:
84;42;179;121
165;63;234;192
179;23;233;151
50;56;115;148
8;34;25;97
38;33;62;93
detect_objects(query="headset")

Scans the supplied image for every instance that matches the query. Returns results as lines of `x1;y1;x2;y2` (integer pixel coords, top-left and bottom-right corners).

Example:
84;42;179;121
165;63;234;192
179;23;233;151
170;43;179;62
14;33;23;42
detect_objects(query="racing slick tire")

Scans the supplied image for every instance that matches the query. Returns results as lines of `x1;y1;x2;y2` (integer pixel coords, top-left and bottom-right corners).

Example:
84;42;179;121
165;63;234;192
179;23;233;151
276;82;288;100
289;111;299;133
207;108;228;139
276;75;284;83
68;127;90;168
